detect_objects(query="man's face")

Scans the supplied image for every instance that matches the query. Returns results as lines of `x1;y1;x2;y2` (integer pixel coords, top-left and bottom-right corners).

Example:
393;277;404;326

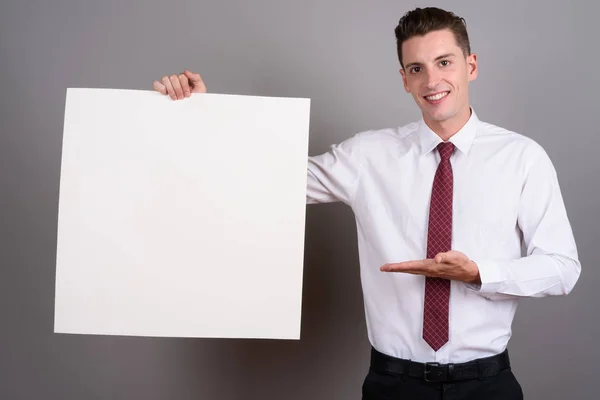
400;29;477;127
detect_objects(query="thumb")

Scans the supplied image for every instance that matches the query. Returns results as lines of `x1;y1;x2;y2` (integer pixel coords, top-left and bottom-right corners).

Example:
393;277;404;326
434;251;458;264
434;253;446;263
184;70;207;92
436;250;467;265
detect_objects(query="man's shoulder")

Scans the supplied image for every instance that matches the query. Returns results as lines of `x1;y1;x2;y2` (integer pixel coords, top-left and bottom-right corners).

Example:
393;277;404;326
476;120;546;155
345;121;420;146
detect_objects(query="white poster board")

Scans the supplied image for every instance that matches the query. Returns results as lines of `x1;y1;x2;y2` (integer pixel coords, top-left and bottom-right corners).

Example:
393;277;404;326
54;88;310;339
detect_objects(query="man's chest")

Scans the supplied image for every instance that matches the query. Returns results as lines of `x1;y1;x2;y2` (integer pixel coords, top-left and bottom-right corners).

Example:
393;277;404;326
352;152;524;245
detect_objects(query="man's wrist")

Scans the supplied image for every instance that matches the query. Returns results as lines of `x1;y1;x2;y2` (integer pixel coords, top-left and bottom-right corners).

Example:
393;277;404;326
467;260;481;284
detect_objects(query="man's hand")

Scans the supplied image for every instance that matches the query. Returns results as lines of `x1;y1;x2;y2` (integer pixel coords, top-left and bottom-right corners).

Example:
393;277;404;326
380;250;481;284
153;70;207;100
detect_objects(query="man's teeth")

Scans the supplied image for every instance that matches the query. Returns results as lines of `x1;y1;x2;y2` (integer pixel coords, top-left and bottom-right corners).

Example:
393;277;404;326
425;92;449;101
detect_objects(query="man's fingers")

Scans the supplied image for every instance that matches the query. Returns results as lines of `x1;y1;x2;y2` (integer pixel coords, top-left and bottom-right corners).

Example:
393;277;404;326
380;259;431;272
184;70;207;93
153;80;167;95
161;76;176;100
178;73;191;98
155;70;206;99
169;74;185;100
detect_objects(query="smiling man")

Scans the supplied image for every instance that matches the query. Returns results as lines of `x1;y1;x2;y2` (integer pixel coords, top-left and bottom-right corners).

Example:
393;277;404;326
153;7;580;400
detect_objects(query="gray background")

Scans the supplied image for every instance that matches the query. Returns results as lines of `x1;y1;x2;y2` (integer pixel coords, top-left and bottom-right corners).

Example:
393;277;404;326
1;0;598;399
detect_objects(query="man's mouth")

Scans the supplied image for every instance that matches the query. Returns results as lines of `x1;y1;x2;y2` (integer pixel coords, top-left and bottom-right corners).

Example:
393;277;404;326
424;91;450;102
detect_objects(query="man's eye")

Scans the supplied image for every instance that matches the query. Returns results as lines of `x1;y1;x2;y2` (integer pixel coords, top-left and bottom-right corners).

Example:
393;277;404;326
410;67;422;73
440;60;450;66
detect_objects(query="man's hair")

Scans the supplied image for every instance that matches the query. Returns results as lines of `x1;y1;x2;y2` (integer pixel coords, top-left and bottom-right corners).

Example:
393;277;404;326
394;7;471;68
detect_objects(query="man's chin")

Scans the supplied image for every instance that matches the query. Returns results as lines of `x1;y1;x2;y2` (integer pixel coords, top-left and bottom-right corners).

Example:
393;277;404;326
423;110;452;123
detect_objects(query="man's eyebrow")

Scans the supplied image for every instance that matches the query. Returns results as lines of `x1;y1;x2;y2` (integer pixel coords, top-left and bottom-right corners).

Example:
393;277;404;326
434;53;456;61
404;53;457;70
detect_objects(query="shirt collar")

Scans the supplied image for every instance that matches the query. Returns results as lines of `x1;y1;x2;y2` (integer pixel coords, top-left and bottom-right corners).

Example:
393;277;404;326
417;108;480;156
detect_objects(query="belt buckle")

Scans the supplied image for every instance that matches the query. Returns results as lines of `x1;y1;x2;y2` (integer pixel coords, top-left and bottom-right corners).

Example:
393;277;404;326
424;362;441;383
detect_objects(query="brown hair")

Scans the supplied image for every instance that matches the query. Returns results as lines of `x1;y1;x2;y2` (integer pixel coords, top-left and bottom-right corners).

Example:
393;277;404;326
394;7;471;68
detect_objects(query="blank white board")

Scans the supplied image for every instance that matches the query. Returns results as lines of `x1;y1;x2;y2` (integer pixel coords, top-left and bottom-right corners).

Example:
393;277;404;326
54;88;310;339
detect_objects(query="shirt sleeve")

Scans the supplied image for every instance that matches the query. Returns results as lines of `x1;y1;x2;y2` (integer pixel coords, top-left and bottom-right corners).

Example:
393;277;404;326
466;144;581;300
306;135;362;205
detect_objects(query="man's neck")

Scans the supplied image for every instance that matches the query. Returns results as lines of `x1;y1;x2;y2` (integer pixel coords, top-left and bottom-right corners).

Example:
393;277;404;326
424;106;472;141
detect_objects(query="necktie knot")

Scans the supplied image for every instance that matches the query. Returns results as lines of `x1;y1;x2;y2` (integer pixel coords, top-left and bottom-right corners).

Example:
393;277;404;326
437;142;455;162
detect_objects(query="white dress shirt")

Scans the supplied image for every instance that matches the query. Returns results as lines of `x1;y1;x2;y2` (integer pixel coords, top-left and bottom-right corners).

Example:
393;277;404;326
306;109;581;363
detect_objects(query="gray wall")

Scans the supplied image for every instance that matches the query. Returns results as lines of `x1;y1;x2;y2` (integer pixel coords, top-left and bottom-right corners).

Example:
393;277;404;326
1;0;598;399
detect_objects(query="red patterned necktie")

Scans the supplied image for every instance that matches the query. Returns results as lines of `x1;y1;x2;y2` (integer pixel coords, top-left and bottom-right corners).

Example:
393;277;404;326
423;141;455;351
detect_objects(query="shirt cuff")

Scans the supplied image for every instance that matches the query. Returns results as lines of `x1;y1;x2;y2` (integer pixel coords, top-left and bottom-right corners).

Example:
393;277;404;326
465;259;506;295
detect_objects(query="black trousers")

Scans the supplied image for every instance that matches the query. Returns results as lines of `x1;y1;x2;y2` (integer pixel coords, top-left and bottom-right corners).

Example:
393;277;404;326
362;357;524;400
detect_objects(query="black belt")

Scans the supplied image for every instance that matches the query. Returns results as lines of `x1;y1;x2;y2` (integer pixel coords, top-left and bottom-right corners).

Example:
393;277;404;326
370;347;511;383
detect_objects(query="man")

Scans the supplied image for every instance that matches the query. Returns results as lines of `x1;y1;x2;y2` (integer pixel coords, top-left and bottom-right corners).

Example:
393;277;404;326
153;7;580;400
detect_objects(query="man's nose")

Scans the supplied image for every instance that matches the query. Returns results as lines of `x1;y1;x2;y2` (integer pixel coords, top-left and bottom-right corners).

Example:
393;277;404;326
425;70;441;89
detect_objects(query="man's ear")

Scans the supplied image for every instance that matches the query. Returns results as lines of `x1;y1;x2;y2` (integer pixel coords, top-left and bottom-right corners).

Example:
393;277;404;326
467;53;478;82
400;68;410;92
